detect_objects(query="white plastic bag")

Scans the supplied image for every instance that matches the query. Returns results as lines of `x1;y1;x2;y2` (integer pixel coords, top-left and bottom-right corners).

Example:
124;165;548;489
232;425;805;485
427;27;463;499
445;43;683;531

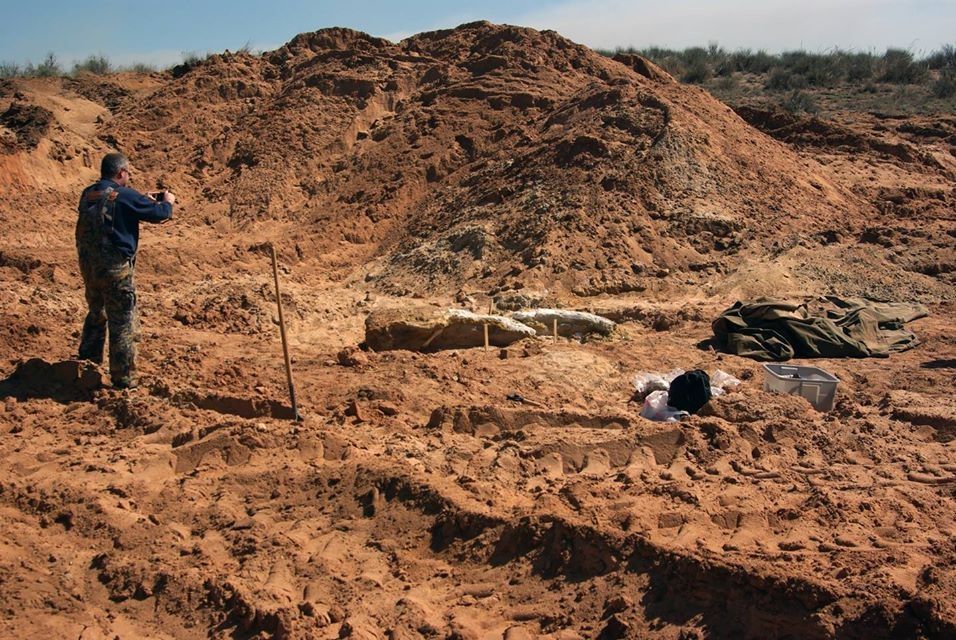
633;368;684;402
640;390;689;422
709;369;742;398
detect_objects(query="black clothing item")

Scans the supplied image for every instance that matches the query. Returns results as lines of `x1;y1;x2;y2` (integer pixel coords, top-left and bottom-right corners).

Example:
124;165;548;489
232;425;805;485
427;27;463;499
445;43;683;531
77;178;172;258
668;370;712;414
712;297;927;362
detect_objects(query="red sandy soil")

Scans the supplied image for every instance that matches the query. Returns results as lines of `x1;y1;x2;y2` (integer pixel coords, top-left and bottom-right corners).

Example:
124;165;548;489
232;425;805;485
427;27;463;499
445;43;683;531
0;22;953;639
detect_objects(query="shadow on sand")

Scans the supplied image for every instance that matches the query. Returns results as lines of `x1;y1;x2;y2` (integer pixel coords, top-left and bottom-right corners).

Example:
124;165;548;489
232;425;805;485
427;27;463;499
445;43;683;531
0;358;104;404
921;358;956;370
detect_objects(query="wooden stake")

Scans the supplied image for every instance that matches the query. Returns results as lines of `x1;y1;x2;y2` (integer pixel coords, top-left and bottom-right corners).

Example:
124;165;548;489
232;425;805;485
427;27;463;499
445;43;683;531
484;300;493;352
552;318;558;344
271;245;302;421
422;326;444;349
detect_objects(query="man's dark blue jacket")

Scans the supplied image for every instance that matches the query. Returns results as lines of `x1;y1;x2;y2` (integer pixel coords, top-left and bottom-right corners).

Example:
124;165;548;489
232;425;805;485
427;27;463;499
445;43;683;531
78;178;172;258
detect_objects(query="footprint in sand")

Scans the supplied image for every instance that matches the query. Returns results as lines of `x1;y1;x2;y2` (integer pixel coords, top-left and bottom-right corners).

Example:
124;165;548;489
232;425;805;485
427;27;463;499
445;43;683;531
778;539;807;551
536;452;564;479
907;471;956;485
503;625;536;640
581;449;611;476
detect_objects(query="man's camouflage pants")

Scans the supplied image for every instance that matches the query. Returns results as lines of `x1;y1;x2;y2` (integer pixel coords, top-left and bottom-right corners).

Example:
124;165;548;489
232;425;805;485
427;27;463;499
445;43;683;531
77;252;138;386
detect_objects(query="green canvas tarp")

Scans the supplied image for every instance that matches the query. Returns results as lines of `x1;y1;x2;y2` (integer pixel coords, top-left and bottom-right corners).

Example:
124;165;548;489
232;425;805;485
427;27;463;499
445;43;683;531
712;297;928;361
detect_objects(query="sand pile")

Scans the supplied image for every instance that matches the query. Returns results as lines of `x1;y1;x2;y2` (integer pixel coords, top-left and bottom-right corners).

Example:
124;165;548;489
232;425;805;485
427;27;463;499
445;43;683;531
95;21;865;297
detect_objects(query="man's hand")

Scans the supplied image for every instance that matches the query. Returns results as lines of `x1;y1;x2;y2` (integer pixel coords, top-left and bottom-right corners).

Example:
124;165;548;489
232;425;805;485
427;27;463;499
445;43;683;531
151;190;177;205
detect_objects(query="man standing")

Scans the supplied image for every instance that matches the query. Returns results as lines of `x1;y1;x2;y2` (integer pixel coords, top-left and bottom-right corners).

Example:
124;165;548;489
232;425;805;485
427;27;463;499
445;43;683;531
76;153;175;389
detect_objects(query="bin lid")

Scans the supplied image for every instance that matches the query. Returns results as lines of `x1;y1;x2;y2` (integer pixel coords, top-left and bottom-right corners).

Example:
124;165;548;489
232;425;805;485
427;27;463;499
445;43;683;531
762;363;839;382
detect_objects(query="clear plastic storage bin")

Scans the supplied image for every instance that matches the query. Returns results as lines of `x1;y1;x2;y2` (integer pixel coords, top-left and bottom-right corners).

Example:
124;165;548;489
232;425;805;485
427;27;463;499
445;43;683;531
762;364;840;412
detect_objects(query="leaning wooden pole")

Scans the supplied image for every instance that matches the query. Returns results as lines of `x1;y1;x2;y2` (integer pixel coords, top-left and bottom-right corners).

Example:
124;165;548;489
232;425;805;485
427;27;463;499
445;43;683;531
271;244;302;421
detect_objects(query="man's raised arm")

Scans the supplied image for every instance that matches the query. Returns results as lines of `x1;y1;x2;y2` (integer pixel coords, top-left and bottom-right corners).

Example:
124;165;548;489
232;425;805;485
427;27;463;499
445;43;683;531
131;190;175;223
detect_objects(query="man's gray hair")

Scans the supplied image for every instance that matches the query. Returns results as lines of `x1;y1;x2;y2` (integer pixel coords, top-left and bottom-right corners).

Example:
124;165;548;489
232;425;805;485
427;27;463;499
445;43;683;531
100;152;129;179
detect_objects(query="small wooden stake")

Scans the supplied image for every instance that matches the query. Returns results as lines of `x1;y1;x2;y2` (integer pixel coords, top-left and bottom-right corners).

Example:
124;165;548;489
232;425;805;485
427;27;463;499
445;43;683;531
552;318;558;344
271;245;302;421
484;300;493;352
422;326;444;349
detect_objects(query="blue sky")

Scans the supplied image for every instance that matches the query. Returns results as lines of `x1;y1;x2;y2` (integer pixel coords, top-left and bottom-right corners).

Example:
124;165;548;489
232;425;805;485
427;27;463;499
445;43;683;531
1;1;953;68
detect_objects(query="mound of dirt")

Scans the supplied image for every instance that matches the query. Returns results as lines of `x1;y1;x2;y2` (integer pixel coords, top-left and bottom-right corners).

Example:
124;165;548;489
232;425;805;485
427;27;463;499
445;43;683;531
64;76;133;113
101;21;865;296
734;104;943;169
0;98;53;152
